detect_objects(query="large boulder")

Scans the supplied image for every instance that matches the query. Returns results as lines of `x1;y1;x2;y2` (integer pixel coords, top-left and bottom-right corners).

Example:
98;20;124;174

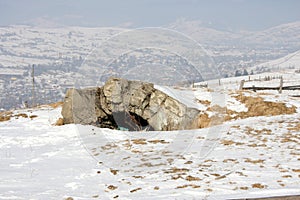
62;78;200;131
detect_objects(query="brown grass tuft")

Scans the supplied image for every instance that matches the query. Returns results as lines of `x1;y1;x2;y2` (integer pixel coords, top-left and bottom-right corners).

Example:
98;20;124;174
110;169;119;175
252;183;266;189
130;188;142;193
46;102;64;108
197;99;211;106
29;115;38;119
245;158;265;164
154;186;159;190
14;113;28;118
176;184;200;189
185;175;201;181
234;94;296;118
108;185;118;190
164;167;189;174
148;139;169;144
0;111;12;122
55;118;64;126
132;139;147;145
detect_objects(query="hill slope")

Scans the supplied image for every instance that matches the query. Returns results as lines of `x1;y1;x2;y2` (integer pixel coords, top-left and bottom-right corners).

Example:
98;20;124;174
1;74;300;199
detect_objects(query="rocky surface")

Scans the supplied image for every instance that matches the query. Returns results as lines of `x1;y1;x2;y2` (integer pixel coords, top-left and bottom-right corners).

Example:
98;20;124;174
62;78;201;131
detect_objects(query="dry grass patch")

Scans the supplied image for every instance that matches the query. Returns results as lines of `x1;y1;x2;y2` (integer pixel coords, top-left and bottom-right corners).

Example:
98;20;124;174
29;115;38;119
220;139;244;146
110;169;119;175
234;94;296;118
108;185;118;190
1;111;40;122
240;186;249;190
245;158;265;164
132;175;144;179
176;184;200;189
196;99;211;106
252;183;266;189
0;111;12;122
185;175;201;181
195;92;296;127
164;167;189;174
14;113;28;118
148;139;169;144
132;139;147;145
101;143;118;150
154;186;159;190
171;175;183;180
197;113;211;128
287;123;300;132
45;101;63;108
130;188;142;193
282;175;292;178
55;118;64;126
223;159;238;163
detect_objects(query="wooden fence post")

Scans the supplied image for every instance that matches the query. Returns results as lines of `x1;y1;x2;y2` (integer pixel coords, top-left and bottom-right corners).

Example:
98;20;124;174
279;76;283;94
239;80;245;90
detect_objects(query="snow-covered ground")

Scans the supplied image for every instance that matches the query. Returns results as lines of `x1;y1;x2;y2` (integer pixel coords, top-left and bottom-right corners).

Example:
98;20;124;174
0;73;300;200
251;50;300;73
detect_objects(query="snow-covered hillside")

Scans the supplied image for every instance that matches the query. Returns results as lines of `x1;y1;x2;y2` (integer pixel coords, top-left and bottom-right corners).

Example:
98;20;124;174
1;73;300;199
252;50;300;73
0;25;125;67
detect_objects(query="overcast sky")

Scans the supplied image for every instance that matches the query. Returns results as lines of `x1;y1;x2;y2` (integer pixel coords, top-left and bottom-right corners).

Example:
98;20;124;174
0;0;299;30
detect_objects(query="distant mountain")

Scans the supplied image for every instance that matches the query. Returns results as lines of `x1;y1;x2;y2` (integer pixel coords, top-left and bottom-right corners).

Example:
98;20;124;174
167;18;240;45
245;21;300;50
168;19;300;50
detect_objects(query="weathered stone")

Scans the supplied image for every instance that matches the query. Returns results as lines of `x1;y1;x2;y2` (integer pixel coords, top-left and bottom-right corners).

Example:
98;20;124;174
61;87;98;125
62;77;200;131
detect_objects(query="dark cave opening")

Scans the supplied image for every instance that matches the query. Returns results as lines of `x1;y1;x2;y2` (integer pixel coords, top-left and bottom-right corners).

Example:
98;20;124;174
98;111;154;131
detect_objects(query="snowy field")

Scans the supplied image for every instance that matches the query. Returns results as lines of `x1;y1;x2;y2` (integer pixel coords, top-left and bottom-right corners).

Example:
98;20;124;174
0;73;300;200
